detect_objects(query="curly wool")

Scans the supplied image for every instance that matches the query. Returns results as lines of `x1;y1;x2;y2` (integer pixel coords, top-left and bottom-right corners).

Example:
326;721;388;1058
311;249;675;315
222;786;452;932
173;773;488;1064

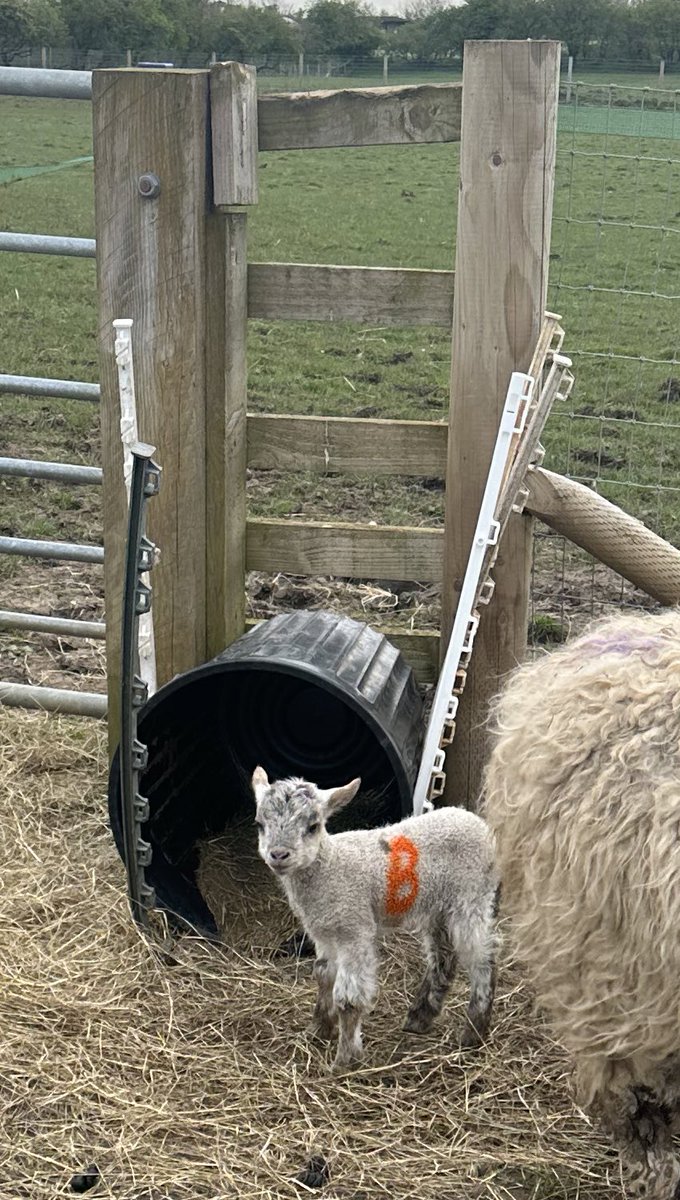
483;607;680;1106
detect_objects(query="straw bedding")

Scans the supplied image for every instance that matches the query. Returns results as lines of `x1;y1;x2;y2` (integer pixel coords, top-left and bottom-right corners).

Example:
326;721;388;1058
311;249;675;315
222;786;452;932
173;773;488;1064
0;709;622;1199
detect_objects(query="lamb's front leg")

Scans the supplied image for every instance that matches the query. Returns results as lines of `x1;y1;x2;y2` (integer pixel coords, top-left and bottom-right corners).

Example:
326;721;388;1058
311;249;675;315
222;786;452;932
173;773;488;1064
312;956;337;1041
332;942;378;1072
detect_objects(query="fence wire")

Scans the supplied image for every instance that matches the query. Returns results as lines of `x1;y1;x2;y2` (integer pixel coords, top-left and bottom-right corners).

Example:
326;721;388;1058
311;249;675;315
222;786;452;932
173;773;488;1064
531;80;680;642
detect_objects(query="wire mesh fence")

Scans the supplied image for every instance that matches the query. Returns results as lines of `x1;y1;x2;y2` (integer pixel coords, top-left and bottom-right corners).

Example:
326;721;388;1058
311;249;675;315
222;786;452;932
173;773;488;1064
532;80;680;642
2;50;677;89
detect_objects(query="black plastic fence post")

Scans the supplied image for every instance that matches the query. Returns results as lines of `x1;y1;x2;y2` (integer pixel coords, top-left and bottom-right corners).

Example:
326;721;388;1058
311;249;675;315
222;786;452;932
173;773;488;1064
119;442;161;927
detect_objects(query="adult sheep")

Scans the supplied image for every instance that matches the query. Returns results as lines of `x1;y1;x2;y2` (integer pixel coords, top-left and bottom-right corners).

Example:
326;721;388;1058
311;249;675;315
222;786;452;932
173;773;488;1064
483;607;680;1200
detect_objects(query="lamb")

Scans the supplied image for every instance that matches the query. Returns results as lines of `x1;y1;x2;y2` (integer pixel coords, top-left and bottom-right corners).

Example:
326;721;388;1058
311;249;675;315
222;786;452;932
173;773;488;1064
251;766;499;1071
483;607;680;1200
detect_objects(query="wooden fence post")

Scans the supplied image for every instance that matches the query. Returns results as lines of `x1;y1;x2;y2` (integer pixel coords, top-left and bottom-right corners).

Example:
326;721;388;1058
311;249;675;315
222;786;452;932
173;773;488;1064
94;68;216;755
206;61;258;658
441;40;560;809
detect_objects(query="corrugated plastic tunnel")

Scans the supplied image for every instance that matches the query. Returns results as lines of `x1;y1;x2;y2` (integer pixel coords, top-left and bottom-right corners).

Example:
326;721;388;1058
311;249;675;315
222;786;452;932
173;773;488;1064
108;611;424;935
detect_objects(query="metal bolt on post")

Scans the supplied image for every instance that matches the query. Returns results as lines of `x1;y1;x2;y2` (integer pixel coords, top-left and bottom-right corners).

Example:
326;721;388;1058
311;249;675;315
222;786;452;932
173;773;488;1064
119;442;161;928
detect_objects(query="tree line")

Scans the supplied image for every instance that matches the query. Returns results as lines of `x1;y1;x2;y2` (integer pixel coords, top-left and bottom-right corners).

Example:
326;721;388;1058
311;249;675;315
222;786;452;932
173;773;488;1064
1;0;678;69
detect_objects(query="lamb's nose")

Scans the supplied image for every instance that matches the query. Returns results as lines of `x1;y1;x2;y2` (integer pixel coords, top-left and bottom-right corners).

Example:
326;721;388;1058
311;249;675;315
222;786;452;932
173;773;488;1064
270;849;291;863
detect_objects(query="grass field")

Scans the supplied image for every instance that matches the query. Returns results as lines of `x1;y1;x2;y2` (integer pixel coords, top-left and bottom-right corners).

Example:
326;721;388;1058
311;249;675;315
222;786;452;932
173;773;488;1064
0;79;679;688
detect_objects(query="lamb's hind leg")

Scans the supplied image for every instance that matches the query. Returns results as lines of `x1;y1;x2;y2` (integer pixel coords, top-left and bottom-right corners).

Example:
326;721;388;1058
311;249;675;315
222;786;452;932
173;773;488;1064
452;883;499;1049
404;920;457;1034
591;1085;680;1200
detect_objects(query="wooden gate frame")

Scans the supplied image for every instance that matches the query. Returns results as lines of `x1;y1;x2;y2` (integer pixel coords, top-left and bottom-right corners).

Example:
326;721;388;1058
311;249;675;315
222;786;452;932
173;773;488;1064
91;42;611;805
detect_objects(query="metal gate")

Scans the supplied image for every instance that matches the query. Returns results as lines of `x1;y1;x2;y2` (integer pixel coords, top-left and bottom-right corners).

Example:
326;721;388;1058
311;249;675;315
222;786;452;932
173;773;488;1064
1;65;105;717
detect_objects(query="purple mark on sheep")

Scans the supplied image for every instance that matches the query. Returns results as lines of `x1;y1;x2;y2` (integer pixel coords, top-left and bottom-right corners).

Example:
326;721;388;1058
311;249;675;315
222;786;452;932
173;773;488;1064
579;634;663;656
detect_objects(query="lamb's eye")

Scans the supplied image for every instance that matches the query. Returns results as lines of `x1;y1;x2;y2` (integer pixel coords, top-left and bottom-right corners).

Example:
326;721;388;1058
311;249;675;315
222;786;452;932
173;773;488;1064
255;820;264;833
307;822;319;835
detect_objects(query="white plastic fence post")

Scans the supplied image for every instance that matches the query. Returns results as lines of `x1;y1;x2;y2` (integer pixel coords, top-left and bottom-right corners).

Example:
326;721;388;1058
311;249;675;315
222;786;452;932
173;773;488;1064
412;372;533;816
565;55;573;104
113;318;158;696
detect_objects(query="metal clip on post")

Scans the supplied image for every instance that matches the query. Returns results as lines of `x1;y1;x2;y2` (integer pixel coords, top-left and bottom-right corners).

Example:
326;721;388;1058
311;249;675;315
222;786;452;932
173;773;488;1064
120;442;161;928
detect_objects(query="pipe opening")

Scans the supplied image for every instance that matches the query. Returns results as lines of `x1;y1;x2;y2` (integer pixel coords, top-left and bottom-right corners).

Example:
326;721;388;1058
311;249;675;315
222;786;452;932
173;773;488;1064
109;612;423;935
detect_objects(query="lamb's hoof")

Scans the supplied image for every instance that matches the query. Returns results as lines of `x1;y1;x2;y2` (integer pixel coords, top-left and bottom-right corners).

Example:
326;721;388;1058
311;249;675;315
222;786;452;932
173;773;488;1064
403;1011;435;1035
311;1019;337;1043
459;1025;484;1051
331;1052;362;1074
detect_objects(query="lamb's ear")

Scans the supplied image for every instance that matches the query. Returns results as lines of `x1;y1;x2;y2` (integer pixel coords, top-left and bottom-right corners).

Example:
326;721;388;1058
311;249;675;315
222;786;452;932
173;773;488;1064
251;766;270;804
318;778;361;816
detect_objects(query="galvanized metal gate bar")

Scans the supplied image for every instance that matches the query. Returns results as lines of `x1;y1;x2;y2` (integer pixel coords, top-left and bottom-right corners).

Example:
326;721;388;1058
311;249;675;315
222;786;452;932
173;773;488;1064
119;443;161;927
0;232;96;258
0;456;102;484
0;536;104;564
0;681;106;718
0;374;100;401
0;609;105;639
0;65;92;99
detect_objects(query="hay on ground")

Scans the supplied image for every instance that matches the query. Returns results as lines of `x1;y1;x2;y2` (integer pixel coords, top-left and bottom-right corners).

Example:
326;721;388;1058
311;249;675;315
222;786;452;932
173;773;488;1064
0;709;621;1199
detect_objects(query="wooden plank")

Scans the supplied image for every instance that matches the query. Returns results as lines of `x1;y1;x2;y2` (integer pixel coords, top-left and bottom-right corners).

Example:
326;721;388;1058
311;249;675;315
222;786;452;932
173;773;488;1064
245;616;440;685
440;40;561;809
246;517;443;582
247;263;454;327
257;82;462;151
247;413;448;477
94;68;212;754
205;211;249;658
210;61;258;206
525;467;680;605
379;628;440;685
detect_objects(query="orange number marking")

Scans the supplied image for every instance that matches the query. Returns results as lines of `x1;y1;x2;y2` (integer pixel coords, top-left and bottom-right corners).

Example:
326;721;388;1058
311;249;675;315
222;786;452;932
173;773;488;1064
385;834;419;916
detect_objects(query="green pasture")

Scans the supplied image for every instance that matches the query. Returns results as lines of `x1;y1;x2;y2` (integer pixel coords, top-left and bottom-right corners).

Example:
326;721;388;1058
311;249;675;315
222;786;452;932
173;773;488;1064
0;87;678;563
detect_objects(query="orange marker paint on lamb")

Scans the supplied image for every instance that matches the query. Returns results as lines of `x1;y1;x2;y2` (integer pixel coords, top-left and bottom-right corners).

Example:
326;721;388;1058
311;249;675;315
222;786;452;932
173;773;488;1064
385;834;419;916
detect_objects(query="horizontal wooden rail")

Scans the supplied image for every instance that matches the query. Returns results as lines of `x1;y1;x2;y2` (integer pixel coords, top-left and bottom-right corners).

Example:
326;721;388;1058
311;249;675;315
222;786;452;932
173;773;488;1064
257;82;462;151
247;413;447;476
370;628;439;684
246;413;680;606
247;263;454;327
246;516;443;582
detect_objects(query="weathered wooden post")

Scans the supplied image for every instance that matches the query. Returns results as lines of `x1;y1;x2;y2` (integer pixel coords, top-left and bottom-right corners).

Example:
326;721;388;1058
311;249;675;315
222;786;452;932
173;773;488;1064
207;62;258;658
441;40;560;808
93;63;256;753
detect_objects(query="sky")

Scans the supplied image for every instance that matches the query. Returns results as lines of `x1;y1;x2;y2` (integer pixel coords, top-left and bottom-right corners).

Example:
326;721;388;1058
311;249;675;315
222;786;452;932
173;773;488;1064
362;0;464;13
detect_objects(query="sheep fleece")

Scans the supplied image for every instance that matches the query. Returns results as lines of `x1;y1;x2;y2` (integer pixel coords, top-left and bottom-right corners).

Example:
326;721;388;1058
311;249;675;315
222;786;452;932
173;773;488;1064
483;607;680;1105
